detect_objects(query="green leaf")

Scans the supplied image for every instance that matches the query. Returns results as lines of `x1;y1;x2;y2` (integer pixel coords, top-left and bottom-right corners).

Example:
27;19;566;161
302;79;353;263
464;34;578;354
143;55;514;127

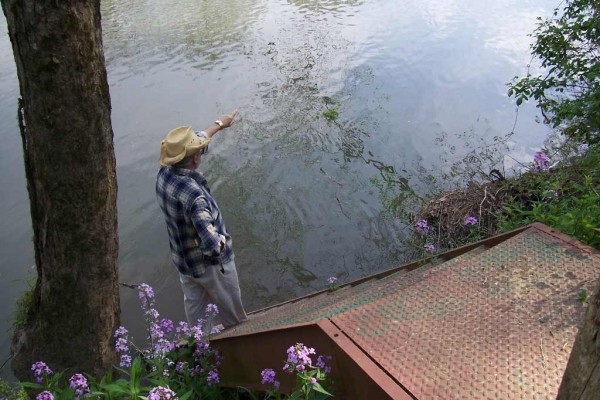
287;391;303;400
312;382;333;396
102;383;130;394
179;390;194;400
19;382;44;389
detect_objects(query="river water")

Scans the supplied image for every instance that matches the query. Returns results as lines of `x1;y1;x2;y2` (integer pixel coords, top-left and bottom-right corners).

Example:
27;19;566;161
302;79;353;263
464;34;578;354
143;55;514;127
0;0;555;378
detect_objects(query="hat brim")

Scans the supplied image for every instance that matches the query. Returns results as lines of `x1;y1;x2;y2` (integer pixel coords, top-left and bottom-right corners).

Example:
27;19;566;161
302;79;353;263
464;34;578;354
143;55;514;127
159;134;209;166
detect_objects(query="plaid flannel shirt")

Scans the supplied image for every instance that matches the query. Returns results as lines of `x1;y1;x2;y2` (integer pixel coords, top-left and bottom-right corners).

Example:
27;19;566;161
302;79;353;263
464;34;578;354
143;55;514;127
156;165;233;277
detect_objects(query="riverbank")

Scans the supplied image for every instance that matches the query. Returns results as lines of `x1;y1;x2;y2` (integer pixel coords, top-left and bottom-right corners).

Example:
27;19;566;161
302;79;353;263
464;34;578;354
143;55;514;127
414;143;600;254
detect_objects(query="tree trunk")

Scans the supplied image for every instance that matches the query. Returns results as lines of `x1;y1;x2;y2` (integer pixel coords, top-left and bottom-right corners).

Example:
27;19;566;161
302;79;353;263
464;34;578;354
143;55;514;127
1;0;120;380
557;280;600;400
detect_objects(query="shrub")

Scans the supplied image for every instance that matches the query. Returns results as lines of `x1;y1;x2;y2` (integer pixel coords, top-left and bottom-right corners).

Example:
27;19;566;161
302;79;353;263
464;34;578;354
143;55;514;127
508;0;600;144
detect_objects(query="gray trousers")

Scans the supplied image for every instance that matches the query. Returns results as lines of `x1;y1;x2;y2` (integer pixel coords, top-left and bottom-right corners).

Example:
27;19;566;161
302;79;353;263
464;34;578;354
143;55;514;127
179;259;247;329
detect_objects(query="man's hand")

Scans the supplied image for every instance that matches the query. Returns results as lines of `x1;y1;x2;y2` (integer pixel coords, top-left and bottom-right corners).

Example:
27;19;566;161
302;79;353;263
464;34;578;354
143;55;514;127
203;109;239;138
218;109;239;128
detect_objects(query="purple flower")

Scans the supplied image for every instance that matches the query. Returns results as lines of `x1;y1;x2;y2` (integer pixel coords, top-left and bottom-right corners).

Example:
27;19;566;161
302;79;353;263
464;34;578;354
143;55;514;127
160;318;174;333
414;219;431;235
283;343;316;373
309;377;317;385
153;338;175;356
175;361;187;373
424;244;436;253
316;355;332;374
68;373;89;399
120;354;132;368
176;321;191;336
31;361;53;383
533;151;550;172
36;391;54;400
205;304;219;318
206;370;220;385
147;308;160;320
261;368;281;389
114;326;128;337
115;337;129;353
138;283;156;313
147;386;177;400
326;276;338;285
138;283;155;300
191;324;204;342
150;322;165;340
464;216;478;226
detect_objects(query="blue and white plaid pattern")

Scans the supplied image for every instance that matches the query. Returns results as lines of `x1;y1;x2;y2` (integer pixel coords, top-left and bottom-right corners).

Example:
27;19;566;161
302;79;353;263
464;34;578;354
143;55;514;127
156;166;233;277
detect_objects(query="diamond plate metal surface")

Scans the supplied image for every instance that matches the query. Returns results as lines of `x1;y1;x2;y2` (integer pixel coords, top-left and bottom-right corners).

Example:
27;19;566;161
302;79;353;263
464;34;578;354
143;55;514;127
216;226;599;399
219;247;486;338
332;227;599;399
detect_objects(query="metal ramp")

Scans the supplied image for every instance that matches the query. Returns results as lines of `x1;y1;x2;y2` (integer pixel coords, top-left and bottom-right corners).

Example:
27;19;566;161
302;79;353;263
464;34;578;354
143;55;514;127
212;223;600;399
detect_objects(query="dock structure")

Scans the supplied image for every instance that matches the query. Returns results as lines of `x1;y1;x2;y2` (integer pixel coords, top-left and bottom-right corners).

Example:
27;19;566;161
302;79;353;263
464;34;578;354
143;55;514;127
213;223;600;399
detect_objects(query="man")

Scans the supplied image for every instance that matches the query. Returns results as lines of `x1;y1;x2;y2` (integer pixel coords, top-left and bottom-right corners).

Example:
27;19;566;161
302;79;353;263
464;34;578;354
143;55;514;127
156;110;247;329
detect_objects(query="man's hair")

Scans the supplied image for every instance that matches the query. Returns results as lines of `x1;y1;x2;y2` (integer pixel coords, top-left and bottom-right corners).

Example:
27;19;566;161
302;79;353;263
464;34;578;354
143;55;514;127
173;153;196;168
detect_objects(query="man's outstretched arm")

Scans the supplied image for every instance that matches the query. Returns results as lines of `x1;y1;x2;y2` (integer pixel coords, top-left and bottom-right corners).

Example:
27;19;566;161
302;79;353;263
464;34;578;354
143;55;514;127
200;109;239;139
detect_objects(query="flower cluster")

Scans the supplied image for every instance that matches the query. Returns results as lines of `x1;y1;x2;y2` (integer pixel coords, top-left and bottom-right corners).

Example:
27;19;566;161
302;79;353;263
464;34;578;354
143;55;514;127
31;361;52;383
112;285;222;391
114;326;132;368
68;373;89;399
136;283;179;360
284;343;316;373
205;304;219;318
260;368;280;389
138;283;155;309
414;219;431;235
316;355;332;374
464;216;478;226
260;343;333;397
424;243;436;253
206;370;220;386
36;391;54;400
30;362;93;400
28;284;310;400
533;151;550;172
147;386;177;400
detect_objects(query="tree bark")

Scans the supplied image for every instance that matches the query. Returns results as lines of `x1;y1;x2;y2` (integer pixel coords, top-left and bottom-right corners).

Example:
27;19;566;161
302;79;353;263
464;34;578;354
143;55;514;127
557;280;600;400
1;0;120;380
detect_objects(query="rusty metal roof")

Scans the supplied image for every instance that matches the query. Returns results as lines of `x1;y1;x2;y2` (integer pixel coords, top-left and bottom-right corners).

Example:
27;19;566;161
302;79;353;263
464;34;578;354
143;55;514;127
213;223;600;399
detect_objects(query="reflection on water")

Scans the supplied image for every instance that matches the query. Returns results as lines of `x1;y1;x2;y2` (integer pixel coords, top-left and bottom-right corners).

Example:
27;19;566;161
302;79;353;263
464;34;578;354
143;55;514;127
0;0;556;372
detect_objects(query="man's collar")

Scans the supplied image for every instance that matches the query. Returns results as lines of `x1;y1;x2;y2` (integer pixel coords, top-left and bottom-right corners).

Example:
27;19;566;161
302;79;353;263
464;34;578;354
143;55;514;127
168;166;208;186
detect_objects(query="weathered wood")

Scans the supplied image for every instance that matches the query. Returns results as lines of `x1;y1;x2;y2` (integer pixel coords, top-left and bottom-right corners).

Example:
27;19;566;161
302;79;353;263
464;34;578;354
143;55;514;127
557;280;600;400
1;0;120;380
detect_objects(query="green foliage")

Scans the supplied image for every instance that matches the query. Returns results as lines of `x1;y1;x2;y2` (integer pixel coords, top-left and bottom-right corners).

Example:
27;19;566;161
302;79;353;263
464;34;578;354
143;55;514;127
20;284;335;400
577;288;589;302
498;145;600;249
322;108;338;121
13;279;35;329
0;379;27;400
508;0;600;144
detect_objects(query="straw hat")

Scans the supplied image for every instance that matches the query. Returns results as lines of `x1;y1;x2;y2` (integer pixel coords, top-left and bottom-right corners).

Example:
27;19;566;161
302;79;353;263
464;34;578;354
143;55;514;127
159;126;210;166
